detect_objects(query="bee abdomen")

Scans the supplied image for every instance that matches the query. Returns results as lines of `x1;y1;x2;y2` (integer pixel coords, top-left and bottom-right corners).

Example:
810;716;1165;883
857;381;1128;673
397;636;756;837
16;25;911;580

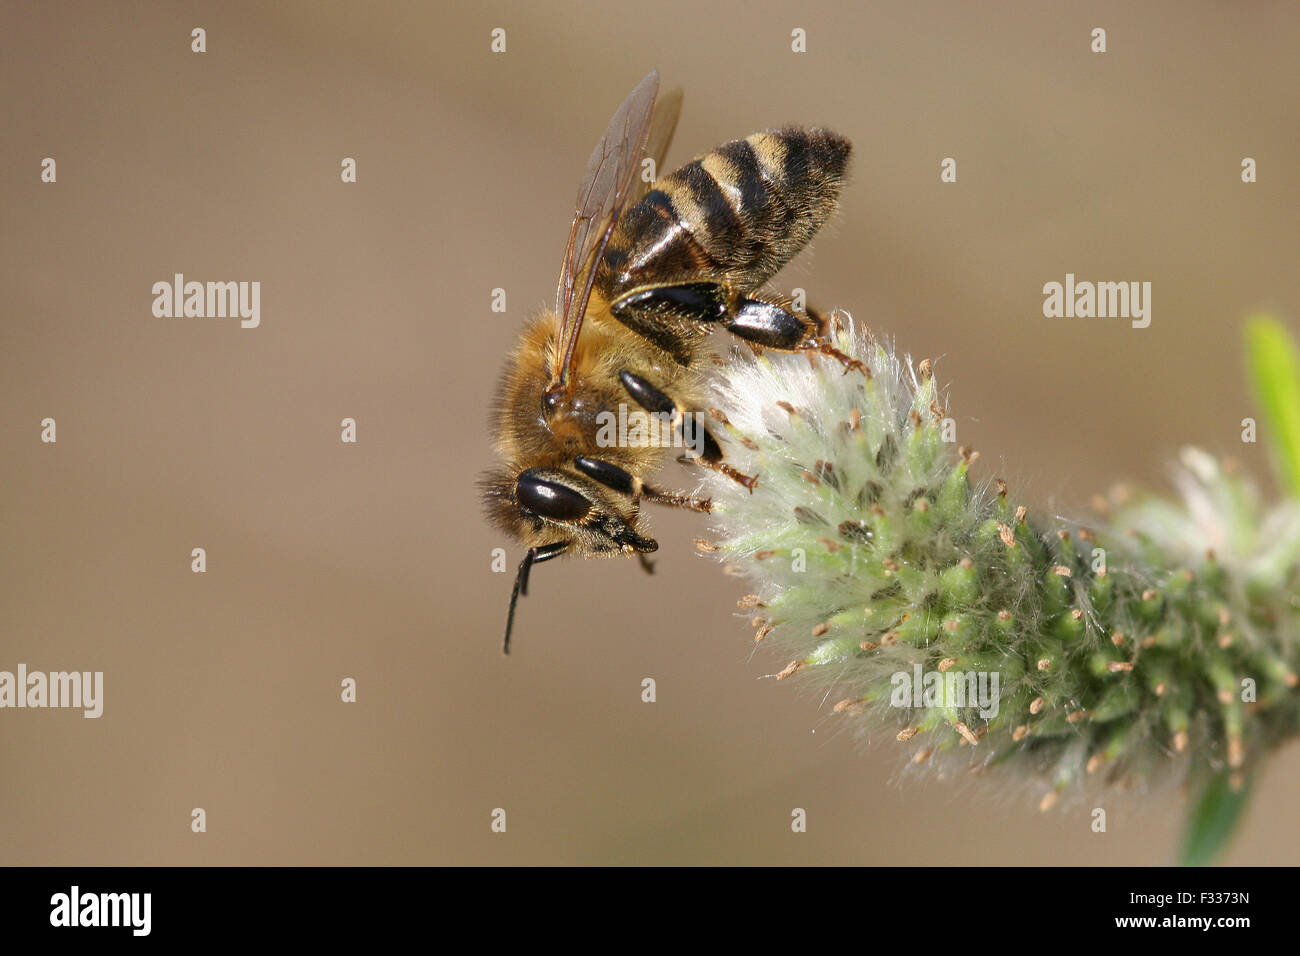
603;128;851;293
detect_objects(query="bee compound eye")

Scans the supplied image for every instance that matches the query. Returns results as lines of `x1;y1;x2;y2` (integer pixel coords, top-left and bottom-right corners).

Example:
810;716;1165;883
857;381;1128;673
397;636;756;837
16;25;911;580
515;471;592;522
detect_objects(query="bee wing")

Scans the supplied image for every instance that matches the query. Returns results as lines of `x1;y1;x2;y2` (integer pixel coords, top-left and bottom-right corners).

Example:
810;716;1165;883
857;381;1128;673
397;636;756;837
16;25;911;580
631;85;682;205
549;71;664;392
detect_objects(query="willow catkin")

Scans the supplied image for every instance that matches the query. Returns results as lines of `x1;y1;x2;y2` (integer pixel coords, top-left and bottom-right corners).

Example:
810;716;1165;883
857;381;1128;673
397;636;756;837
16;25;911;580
699;316;1300;810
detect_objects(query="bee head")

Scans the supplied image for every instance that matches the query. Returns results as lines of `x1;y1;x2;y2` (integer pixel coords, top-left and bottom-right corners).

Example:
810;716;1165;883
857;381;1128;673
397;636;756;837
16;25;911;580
479;465;659;654
478;466;657;555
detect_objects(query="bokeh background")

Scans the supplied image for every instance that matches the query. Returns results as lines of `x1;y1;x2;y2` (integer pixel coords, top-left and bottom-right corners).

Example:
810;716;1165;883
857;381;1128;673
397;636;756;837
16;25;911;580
2;0;1297;865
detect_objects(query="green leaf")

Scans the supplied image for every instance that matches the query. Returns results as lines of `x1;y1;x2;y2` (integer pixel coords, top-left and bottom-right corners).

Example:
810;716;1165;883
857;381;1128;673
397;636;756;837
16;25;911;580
1179;771;1252;866
1246;316;1300;498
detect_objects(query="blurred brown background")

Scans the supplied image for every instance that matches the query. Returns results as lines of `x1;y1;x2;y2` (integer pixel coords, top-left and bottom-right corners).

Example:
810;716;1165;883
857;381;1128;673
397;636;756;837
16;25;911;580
2;0;1297;865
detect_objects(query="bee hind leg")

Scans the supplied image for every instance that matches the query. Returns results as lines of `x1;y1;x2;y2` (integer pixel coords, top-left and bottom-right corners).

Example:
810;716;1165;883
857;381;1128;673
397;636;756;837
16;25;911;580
612;282;864;375
617;370;758;493
799;337;868;376
726;296;867;375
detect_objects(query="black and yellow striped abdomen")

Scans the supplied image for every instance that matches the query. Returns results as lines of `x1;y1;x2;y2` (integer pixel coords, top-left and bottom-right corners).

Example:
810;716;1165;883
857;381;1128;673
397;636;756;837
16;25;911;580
598;127;851;297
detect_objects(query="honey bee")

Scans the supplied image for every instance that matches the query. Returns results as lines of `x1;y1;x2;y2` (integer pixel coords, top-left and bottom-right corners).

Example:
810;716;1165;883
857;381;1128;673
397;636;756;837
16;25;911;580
481;70;856;652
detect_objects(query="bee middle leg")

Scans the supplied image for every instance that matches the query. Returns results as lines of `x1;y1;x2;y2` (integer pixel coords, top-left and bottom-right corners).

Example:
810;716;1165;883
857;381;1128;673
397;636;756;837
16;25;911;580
611;282;866;375
616;370;758;492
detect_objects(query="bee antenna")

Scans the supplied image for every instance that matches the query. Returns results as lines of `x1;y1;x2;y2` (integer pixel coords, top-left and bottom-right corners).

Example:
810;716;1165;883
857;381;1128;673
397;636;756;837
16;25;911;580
502;541;570;655
503;550;536;655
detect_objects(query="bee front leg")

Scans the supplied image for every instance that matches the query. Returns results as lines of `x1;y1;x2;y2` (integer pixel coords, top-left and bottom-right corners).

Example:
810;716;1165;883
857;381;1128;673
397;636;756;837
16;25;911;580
573;455;712;513
617;370;758;493
639;483;713;513
569;454;704;577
